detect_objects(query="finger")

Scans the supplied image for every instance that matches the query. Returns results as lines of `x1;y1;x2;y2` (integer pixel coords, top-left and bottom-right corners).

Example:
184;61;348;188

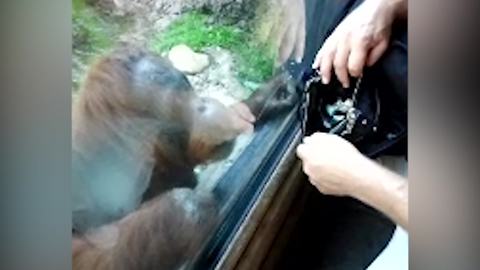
304;133;327;147
277;23;297;66
244;110;256;123
312;47;323;70
302;163;313;179
366;40;388;67
296;143;307;160
233;117;254;135
302;135;312;144
273;11;290;59
307;178;324;192
347;40;368;77
333;38;351;88
310;132;325;139
315;184;327;194
312;33;332;69
297;143;315;161
307;177;317;186
230;102;256;123
293;9;306;63
265;18;280;46
304;131;324;142
265;4;286;45
302;160;311;172
307;177;318;185
243;123;255;135
319;45;335;84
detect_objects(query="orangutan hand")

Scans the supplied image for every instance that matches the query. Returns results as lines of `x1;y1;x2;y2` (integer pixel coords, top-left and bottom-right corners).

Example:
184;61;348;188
230;102;256;124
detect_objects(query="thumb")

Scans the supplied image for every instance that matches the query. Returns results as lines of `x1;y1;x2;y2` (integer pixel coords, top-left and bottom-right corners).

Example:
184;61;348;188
296;143;308;160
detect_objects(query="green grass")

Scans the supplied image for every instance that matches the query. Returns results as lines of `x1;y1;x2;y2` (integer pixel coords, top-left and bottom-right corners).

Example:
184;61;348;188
150;12;244;52
149;12;275;84
73;0;115;53
235;45;275;84
73;0;131;57
72;4;274;90
72;0;131;90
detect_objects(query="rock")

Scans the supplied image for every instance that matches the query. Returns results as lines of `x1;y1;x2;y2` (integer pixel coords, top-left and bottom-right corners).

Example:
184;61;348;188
168;44;210;74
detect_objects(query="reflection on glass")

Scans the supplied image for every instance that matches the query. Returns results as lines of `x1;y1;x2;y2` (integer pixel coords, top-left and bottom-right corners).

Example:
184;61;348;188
72;0;305;269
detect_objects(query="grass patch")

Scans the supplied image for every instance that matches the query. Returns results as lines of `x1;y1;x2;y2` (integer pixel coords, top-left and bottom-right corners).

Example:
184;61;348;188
73;0;131;58
149;12;275;84
150;12;244;52
72;0;131;90
73;0;116;53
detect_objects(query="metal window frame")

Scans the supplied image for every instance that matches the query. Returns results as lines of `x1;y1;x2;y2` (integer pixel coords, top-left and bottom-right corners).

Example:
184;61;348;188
192;109;301;269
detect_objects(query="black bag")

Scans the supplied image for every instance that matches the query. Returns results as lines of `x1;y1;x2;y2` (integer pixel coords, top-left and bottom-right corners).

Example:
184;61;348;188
297;23;407;158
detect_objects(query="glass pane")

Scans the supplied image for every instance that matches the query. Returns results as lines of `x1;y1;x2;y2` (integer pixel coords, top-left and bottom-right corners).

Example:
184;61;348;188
72;0;305;269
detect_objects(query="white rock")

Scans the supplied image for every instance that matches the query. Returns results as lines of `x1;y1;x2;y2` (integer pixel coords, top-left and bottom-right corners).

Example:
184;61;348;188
168;44;210;74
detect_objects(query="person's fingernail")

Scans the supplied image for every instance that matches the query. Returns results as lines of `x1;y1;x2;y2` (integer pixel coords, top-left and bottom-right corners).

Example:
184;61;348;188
322;76;329;84
296;146;303;156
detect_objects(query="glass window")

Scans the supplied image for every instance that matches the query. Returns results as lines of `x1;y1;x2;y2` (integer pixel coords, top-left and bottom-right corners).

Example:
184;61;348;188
72;0;306;269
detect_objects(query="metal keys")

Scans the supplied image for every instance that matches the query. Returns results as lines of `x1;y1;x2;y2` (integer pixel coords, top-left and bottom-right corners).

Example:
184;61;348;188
298;70;363;138
327;75;363;136
298;69;322;137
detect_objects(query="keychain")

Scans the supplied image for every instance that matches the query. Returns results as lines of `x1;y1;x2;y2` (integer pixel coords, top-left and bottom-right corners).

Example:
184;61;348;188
298;69;322;137
298;69;363;138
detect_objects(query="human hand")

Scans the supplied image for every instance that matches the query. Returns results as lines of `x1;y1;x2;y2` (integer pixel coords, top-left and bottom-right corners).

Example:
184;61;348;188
312;0;400;88
296;133;368;197
257;0;306;66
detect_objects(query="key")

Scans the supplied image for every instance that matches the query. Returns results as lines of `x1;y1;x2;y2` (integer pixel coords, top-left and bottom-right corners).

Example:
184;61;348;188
299;69;322;137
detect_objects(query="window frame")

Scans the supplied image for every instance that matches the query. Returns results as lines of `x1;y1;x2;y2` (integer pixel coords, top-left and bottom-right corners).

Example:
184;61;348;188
192;108;302;269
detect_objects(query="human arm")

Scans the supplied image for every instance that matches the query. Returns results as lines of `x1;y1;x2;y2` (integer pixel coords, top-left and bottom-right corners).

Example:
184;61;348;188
256;0;306;66
312;0;407;88
296;133;408;230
